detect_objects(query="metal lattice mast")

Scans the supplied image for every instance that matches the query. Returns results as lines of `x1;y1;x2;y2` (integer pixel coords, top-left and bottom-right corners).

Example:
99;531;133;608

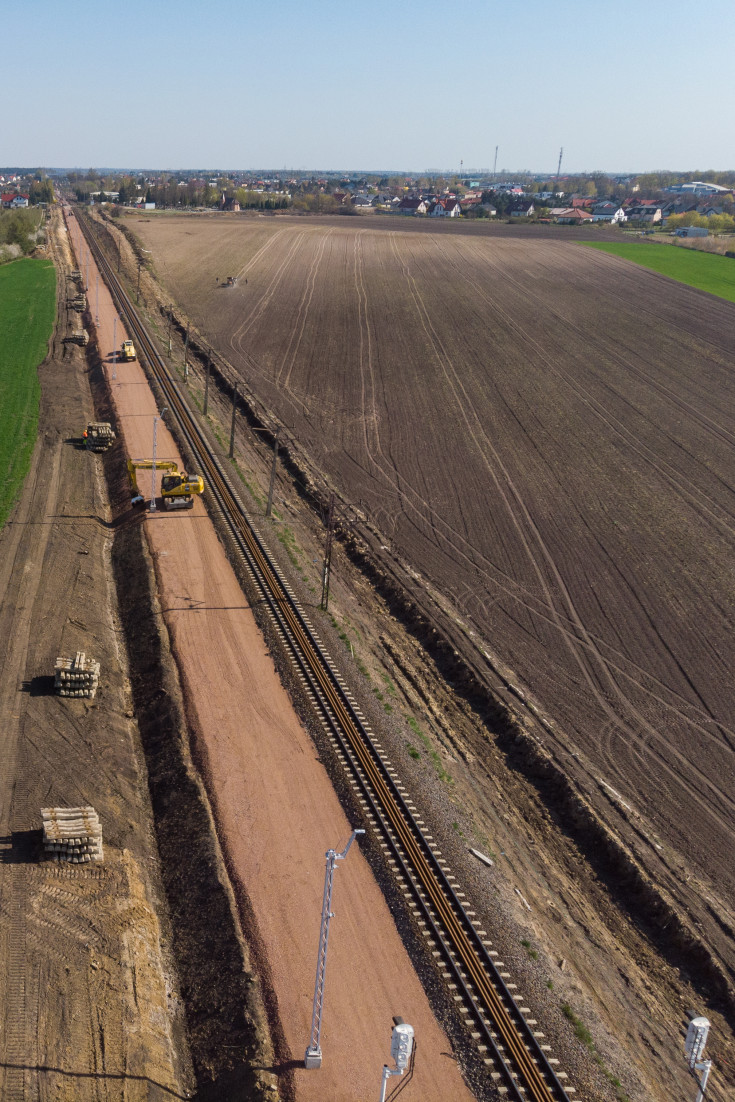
305;829;364;1069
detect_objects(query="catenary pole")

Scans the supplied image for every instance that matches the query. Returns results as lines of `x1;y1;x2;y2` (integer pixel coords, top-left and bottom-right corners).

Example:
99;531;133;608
204;348;212;415
229;385;238;458
305;830;364;1069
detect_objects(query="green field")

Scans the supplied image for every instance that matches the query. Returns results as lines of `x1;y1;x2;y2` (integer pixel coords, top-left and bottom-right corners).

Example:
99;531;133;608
581;240;735;304
0;258;56;529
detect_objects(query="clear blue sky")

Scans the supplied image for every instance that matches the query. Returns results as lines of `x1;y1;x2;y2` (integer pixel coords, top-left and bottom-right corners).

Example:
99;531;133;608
5;0;734;173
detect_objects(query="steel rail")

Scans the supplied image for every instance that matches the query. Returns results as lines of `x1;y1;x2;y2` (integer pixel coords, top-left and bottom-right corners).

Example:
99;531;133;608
74;206;572;1102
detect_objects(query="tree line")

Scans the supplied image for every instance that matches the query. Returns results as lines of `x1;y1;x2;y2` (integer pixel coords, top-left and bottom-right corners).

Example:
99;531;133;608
0;209;43;256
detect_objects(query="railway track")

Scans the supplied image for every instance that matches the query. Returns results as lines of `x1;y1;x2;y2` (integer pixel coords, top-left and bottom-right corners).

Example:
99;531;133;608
73;205;574;1102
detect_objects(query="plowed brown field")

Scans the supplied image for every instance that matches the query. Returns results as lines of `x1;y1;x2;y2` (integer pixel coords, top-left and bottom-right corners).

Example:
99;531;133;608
136;214;735;991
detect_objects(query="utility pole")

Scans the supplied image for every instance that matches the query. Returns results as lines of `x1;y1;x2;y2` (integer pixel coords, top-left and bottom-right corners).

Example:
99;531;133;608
167;306;173;358
556;146;564;181
493;145;498;181
112;315;117;381
305;829;365;1069
320;493;335;612
136;257;142;303
203;348;212;415
95;272;99;324
184;323;190;379
266;426;280;518
229;384;238;458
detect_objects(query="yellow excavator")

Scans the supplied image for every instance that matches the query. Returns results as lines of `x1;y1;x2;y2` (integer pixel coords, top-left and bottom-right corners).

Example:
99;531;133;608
127;459;204;510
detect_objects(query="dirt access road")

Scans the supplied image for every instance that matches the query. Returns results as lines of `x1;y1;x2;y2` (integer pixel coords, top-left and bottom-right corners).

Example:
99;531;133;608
0;209;193;1099
60;211;474;1102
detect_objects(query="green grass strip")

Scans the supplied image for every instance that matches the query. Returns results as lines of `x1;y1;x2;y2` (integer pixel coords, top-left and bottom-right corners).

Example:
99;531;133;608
580;241;735;305
0;258;56;529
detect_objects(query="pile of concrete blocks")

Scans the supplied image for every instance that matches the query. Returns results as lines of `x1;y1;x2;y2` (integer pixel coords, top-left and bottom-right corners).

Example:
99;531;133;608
42;807;103;864
54;651;100;698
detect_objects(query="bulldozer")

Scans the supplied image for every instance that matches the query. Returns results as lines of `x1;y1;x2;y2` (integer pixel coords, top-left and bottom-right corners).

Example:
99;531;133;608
120;340;136;361
83;422;116;452
127;459;204;510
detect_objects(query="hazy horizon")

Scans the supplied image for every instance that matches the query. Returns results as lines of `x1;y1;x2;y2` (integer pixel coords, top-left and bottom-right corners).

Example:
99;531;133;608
7;166;735;179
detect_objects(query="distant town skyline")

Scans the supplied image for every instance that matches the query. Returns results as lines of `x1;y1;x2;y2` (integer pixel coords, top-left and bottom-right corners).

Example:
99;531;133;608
9;167;735;178
5;0;734;172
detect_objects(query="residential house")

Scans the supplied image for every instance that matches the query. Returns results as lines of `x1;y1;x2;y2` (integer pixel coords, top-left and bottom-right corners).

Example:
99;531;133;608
551;207;593;224
625;204;662;223
397;197;428;215
590;202;626;223
660;200;698;218
352;194;374;209
430;198;462;217
508;200;535;217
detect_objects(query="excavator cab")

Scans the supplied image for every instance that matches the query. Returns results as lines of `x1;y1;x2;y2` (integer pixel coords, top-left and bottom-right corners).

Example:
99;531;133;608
161;472;186;493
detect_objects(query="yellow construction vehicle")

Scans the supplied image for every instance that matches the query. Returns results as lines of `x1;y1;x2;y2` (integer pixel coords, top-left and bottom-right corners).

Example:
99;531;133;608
127;459;204;510
121;339;136;361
